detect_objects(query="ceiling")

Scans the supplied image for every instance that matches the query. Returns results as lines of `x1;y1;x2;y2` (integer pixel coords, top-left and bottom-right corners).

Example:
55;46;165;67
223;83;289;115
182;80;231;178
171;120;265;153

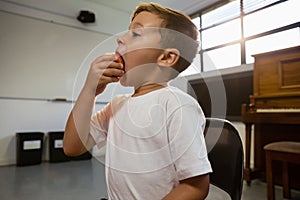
88;0;221;15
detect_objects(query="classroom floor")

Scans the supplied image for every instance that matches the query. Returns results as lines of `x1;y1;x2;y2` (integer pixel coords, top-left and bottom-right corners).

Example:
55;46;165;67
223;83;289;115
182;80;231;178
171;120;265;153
0;158;300;200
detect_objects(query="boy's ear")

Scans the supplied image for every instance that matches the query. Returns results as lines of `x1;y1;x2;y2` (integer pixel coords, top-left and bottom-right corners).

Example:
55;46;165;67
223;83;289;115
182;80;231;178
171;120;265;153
157;48;180;67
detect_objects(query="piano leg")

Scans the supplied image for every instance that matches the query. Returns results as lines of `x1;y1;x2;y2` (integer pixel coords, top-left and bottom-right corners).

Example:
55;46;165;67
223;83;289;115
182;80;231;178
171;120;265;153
244;123;252;185
244;122;263;185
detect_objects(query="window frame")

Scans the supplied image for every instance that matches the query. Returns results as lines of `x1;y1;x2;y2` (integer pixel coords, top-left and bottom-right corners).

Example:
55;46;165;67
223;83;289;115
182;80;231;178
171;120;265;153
190;0;300;72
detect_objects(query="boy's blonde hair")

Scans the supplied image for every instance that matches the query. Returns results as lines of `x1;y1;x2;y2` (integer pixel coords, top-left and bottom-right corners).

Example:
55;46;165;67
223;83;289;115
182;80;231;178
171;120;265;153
131;3;199;73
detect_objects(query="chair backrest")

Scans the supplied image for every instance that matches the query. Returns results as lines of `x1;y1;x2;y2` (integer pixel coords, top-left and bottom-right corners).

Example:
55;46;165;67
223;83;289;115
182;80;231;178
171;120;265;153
204;118;244;200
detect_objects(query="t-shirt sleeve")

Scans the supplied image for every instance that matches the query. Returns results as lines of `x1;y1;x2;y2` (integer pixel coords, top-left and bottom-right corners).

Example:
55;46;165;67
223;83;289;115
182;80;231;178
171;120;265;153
167;103;212;181
90;103;111;148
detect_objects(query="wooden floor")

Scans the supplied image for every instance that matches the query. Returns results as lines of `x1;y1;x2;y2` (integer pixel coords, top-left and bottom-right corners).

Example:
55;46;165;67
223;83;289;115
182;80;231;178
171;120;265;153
0;158;300;200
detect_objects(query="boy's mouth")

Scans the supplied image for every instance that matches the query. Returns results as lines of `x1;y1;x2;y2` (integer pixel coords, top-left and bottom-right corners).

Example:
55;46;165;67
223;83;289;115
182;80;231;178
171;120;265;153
115;52;125;72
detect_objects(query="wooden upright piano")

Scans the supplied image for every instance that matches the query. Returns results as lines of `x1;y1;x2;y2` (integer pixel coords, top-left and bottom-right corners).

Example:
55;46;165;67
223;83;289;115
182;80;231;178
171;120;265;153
241;46;300;187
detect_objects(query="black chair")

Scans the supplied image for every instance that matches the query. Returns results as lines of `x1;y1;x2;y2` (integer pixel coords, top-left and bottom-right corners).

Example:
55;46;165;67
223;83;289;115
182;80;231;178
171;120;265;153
204;118;244;200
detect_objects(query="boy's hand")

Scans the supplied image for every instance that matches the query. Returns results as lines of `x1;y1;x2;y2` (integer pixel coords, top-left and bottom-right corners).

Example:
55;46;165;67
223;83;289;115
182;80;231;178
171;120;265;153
84;54;124;96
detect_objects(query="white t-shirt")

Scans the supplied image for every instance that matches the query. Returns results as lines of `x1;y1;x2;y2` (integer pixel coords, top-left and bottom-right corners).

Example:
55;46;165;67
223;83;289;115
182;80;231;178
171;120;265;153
90;86;212;200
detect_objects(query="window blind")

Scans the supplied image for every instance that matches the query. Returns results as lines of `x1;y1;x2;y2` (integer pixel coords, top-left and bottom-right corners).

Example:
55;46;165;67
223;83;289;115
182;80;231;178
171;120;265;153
243;0;284;14
201;0;285;29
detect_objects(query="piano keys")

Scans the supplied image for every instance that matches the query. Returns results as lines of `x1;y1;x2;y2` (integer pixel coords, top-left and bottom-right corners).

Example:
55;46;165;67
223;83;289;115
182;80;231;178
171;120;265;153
256;108;300;113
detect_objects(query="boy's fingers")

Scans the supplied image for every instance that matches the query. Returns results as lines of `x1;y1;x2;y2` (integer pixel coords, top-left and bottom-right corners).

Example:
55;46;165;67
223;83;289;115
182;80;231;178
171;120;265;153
93;53;120;66
98;75;120;87
93;60;123;71
102;68;124;77
95;76;119;95
108;61;124;70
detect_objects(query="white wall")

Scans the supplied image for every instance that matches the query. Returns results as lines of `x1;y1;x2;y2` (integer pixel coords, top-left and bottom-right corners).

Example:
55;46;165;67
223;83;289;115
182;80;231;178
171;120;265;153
0;99;105;165
0;0;134;101
0;0;131;35
0;0;132;166
231;121;254;168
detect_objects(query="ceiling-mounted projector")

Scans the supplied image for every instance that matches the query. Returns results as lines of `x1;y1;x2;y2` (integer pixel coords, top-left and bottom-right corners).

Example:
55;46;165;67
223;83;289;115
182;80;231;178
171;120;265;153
77;10;95;23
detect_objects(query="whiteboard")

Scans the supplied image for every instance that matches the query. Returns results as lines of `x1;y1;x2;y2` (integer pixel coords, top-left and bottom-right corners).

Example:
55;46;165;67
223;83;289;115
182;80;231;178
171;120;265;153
0;11;120;101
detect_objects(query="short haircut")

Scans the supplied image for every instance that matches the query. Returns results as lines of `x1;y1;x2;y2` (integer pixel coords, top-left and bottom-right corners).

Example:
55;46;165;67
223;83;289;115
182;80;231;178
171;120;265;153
131;3;199;73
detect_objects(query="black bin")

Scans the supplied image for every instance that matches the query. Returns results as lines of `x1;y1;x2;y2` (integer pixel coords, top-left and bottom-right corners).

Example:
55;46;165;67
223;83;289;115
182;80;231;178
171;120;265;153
48;131;70;163
16;132;44;166
48;131;92;162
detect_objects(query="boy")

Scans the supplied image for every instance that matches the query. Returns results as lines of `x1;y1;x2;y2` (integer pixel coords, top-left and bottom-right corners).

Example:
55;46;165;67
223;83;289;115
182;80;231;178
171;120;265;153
63;3;212;200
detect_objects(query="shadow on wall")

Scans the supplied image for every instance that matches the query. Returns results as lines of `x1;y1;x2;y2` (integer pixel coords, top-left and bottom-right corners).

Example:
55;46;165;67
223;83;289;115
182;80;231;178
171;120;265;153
0;135;16;165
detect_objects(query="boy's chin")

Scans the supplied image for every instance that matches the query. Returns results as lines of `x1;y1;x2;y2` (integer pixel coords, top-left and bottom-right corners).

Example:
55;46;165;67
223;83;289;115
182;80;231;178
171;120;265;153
119;74;143;88
119;74;142;88
119;75;128;87
119;64;177;88
119;74;133;87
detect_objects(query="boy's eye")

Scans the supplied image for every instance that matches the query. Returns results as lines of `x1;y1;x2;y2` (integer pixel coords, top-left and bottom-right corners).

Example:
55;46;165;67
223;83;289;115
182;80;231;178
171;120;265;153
130;30;141;37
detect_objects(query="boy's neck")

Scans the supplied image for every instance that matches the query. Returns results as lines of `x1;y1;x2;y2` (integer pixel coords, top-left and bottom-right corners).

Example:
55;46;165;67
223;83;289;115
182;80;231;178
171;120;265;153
132;83;167;97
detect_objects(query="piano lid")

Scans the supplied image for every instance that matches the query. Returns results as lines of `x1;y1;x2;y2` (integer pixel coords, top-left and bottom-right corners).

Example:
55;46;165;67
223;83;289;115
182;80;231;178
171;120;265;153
250;45;300;109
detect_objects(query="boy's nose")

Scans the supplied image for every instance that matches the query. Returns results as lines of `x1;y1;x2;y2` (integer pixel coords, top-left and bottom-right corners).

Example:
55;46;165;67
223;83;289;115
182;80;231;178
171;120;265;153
116;34;125;45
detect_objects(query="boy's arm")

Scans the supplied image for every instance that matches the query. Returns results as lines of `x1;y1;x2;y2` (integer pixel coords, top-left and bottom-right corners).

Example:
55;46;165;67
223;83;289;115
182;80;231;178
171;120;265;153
163;174;210;200
63;88;96;156
63;54;124;156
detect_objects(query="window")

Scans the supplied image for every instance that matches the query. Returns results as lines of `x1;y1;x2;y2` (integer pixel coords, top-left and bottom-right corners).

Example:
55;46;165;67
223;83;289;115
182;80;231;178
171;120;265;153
181;54;201;76
245;28;300;63
202;18;241;49
243;0;300;37
202;0;240;28
191;17;200;30
183;0;300;76
203;44;241;71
